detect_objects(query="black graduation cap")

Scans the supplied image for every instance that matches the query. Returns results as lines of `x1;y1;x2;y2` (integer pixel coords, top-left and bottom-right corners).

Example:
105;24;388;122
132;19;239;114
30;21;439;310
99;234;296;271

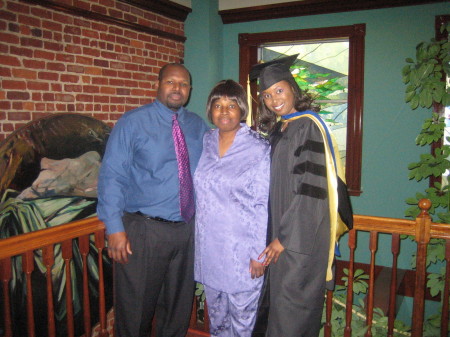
249;54;299;91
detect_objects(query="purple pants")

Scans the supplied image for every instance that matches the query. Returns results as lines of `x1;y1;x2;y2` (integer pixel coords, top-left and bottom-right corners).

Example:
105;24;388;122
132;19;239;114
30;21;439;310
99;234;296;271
205;285;261;337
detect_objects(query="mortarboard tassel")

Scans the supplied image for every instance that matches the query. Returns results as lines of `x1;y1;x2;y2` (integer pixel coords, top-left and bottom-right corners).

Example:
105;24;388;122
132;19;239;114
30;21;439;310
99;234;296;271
246;74;253;127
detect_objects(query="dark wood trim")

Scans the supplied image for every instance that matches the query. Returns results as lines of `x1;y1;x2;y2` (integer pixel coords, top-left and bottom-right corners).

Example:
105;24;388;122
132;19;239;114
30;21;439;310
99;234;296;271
21;0;186;42
220;0;446;24
347;24;365;196
435;14;450;39
239;24;365;196
119;0;191;22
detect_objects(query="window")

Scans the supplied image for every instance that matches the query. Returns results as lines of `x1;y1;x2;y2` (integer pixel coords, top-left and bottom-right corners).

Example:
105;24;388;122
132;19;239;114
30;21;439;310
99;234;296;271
239;24;366;196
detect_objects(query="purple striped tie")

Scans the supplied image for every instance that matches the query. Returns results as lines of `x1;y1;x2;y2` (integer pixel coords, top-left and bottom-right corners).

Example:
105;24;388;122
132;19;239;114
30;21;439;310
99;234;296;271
172;114;195;222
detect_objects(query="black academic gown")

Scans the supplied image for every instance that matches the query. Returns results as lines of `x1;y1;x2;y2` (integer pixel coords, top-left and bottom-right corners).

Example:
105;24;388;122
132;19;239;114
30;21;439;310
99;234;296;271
255;117;331;337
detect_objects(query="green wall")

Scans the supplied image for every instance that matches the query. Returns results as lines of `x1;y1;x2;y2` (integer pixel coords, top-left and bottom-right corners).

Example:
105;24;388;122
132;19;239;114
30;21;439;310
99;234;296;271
186;1;449;219
184;0;222;125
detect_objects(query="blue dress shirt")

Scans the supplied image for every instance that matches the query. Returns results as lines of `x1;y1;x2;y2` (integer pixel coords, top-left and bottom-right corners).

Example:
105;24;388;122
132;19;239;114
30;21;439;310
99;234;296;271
97;100;208;234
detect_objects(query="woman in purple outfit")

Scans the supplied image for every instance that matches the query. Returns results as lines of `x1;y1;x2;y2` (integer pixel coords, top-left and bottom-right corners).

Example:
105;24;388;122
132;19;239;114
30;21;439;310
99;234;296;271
194;79;270;337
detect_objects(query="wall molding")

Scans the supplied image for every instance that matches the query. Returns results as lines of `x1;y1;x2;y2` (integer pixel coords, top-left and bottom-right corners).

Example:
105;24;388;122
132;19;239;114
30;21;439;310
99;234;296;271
119;0;191;22
22;0;186;42
219;0;447;24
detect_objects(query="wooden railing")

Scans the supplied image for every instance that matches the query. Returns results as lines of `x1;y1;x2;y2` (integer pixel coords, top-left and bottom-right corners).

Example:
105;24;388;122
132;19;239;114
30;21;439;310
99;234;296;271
0;217;109;337
1;199;449;336
325;199;450;337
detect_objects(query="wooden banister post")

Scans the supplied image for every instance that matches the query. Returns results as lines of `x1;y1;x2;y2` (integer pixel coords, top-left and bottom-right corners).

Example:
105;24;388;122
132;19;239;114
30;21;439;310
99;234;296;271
42;245;56;337
0;258;13;337
411;199;432;337
62;240;75;337
22;251;35;337
388;233;400;337
345;229;357;337
95;229;109;337
365;231;378;337
79;235;91;337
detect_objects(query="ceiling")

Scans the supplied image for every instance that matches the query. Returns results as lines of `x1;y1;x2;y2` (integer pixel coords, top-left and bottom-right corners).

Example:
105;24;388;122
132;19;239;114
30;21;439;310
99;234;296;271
170;0;300;10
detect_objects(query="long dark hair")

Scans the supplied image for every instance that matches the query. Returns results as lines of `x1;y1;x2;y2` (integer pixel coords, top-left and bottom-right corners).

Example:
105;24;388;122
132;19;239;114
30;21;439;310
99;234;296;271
258;77;318;133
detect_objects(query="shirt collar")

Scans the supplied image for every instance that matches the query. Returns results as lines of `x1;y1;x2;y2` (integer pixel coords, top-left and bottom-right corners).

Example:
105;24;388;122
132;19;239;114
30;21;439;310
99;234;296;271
154;99;186;120
237;123;250;136
213;123;250;138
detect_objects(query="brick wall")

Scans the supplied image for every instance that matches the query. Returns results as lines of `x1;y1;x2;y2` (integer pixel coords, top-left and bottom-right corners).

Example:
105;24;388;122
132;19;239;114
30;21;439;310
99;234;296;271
0;0;186;142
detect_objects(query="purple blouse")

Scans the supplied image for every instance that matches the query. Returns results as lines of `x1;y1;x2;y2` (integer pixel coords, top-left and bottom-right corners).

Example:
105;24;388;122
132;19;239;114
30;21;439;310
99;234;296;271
194;124;270;293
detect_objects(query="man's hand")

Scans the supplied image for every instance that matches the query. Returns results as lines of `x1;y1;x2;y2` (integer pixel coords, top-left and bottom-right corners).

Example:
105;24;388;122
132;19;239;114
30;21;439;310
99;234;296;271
249;259;265;279
107;232;132;264
258;238;285;266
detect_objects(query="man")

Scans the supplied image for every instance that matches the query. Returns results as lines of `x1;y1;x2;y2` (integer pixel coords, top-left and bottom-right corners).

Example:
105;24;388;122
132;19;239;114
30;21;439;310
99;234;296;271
97;63;209;337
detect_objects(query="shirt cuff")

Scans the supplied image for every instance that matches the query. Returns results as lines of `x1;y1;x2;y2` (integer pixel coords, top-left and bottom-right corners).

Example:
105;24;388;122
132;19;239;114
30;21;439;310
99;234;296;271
103;219;125;235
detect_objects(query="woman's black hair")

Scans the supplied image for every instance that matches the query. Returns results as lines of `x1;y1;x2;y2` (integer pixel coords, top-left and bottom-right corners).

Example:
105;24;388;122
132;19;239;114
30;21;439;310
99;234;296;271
258;77;318;133
206;79;248;124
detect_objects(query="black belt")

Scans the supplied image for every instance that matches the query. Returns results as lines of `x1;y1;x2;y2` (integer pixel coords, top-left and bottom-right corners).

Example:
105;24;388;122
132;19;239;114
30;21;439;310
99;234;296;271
134;211;183;224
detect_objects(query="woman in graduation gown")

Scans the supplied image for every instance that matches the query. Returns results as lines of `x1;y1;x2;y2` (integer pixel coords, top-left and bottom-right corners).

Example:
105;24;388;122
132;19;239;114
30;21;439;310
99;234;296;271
250;56;352;337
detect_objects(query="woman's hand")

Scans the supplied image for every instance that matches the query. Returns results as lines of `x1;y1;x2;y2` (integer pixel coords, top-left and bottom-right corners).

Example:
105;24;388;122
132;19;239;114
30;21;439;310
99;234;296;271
107;232;132;264
249;259;265;279
258;238;285;266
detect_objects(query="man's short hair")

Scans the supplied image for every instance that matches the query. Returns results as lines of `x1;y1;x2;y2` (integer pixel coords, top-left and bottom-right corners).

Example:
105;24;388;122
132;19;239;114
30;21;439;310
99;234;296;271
158;63;191;83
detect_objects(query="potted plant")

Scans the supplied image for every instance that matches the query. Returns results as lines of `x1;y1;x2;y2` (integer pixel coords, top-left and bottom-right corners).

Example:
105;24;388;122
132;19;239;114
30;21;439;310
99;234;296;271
403;20;450;335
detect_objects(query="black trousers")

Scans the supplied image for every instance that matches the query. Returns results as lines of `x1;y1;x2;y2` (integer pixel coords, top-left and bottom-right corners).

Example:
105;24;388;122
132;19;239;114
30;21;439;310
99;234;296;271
114;212;195;337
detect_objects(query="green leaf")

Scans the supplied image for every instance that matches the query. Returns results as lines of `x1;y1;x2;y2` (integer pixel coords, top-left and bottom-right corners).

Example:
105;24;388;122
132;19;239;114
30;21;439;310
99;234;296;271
405;197;419;204
432;84;444;103
405;84;417;92
428;43;440;57
402;64;411;76
405;90;415;102
443;92;450;107
354;268;364;277
424;90;433;108
410;95;419;109
419;62;434;80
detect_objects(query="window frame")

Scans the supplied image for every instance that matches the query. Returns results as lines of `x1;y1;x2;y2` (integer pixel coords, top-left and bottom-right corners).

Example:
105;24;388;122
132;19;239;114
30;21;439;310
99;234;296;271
239;24;366;196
